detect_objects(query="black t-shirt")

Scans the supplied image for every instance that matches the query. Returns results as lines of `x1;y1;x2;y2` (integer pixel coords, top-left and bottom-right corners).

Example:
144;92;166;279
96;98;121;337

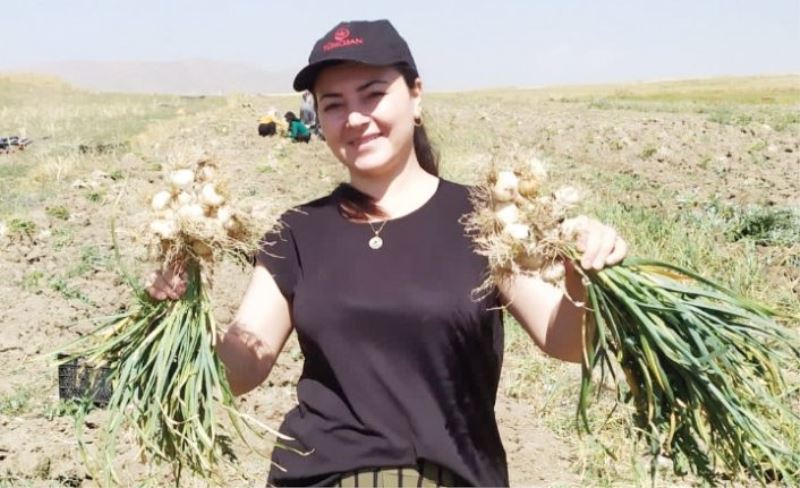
258;179;508;487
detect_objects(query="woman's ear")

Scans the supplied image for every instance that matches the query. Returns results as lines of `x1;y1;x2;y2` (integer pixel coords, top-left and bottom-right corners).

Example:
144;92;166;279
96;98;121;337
411;77;423;119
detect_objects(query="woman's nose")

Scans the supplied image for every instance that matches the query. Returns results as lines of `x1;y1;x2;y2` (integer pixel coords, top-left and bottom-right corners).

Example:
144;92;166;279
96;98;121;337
346;110;370;128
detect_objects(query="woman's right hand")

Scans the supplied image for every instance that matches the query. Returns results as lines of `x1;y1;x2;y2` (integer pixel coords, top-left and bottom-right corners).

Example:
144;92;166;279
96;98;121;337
144;264;187;301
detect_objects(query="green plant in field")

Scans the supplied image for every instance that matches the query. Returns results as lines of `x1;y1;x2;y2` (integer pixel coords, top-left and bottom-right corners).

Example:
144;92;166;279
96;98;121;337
696;201;800;247
32;458;51;480
707;107;754;126
42;398;93;422
608;139;625;151
273;145;289;161
49;277;94;305
0;389;33;415
0;163;31;179
747;140;767;153
608;173;656;195
639;146;657;159
768;110;800;131
0;474;23;488
726;207;800;246
20;270;45;292
7;218;36;240
45;205;70;221
68;246;109;278
86;191;104;203
51;227;74;250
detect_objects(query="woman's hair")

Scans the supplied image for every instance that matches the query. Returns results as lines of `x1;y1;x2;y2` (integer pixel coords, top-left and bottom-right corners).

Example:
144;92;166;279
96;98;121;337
320;62;440;221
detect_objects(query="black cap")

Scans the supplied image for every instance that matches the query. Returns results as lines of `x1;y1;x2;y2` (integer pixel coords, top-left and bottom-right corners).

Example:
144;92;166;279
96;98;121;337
293;19;418;92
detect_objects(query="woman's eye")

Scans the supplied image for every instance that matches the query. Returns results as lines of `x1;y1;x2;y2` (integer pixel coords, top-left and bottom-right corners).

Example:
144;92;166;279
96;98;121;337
368;92;385;99
322;103;342;112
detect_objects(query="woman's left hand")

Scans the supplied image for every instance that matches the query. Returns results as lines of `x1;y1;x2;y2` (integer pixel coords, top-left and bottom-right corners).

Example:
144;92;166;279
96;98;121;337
574;217;628;271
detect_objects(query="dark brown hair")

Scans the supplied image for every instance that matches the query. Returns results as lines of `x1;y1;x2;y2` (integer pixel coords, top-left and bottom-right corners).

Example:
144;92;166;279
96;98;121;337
313;63;439;221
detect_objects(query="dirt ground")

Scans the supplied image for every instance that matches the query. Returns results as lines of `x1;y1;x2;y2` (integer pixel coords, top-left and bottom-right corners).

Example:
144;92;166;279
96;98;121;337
0;85;798;487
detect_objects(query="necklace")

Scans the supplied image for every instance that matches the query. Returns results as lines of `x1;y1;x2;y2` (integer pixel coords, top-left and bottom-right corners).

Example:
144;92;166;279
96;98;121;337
367;219;388;250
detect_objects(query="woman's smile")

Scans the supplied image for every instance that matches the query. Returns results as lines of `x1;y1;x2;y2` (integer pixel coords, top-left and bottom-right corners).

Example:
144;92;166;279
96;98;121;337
350;133;382;150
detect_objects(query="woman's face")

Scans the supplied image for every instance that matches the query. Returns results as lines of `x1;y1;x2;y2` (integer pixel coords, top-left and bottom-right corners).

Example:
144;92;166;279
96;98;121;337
314;62;421;177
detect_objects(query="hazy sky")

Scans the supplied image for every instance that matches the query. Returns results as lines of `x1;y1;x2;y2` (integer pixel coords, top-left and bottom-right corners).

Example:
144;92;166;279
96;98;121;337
1;0;798;90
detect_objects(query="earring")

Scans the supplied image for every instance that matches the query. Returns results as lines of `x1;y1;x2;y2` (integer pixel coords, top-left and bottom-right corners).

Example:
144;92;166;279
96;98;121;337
414;114;423;127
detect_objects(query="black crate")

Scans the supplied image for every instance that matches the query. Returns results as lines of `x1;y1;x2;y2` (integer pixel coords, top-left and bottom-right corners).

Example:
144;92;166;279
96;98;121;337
57;354;113;407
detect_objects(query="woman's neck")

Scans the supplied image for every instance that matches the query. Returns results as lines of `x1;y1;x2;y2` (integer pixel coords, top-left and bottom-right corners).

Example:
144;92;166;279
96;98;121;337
348;158;439;221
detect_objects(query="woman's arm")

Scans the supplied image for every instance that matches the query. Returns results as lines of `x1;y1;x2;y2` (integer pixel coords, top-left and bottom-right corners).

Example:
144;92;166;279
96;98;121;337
216;264;294;396
498;218;627;363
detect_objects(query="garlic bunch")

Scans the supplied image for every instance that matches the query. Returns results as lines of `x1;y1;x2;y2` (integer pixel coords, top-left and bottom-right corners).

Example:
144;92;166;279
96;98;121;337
491;171;532;241
145;157;257;269
467;153;585;289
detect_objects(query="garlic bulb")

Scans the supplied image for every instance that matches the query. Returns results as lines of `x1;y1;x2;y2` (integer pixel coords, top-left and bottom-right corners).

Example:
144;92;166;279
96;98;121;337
151;191;172;211
149;219;178;239
518;178;540;198
560;215;590;241
223;216;240;232
200;184;225;207
176;191;193;206
495;203;520;226
192;241;213;258
541;262;565;283
216;206;234;227
504;223;530;240
553;186;581;211
518;252;544;270
169;169;195;189
177;204;205;221
493;171;519;202
199;165;216;182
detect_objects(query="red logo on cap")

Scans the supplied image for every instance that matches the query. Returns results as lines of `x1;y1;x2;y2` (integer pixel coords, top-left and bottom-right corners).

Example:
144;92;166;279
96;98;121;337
333;28;350;41
323;27;364;52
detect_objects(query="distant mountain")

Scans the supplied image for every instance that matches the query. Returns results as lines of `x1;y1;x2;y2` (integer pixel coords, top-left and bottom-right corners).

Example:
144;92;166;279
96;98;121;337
22;59;294;95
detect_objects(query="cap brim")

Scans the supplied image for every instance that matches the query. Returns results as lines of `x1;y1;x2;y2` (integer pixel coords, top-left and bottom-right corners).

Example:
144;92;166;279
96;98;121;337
293;60;346;92
293;57;418;92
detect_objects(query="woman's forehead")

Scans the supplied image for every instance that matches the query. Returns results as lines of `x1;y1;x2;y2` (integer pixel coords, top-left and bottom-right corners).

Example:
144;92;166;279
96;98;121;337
314;62;402;93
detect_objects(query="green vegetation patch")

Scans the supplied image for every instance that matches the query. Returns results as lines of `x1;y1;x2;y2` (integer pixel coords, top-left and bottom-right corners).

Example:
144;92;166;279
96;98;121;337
0;388;34;415
722;205;800;246
45;205;70;221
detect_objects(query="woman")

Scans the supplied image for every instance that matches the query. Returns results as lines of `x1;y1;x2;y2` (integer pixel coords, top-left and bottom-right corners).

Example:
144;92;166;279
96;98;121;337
285;111;312;143
148;19;627;487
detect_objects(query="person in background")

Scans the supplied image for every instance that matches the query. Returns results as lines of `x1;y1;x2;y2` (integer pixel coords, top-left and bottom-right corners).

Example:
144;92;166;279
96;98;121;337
299;90;317;128
147;19;627;487
257;114;277;137
258;108;288;137
285;111;312;143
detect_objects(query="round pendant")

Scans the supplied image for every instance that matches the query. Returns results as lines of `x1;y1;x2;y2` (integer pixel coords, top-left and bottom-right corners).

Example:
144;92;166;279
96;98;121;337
368;236;383;250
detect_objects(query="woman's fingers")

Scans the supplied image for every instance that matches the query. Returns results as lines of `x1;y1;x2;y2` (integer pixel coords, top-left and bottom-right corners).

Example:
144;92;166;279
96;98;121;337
593;227;618;269
605;236;628;266
145;267;187;301
579;225;599;269
577;219;628;270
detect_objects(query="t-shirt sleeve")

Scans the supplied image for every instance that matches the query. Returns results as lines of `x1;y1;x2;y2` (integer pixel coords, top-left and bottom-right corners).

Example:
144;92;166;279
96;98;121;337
254;221;300;301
